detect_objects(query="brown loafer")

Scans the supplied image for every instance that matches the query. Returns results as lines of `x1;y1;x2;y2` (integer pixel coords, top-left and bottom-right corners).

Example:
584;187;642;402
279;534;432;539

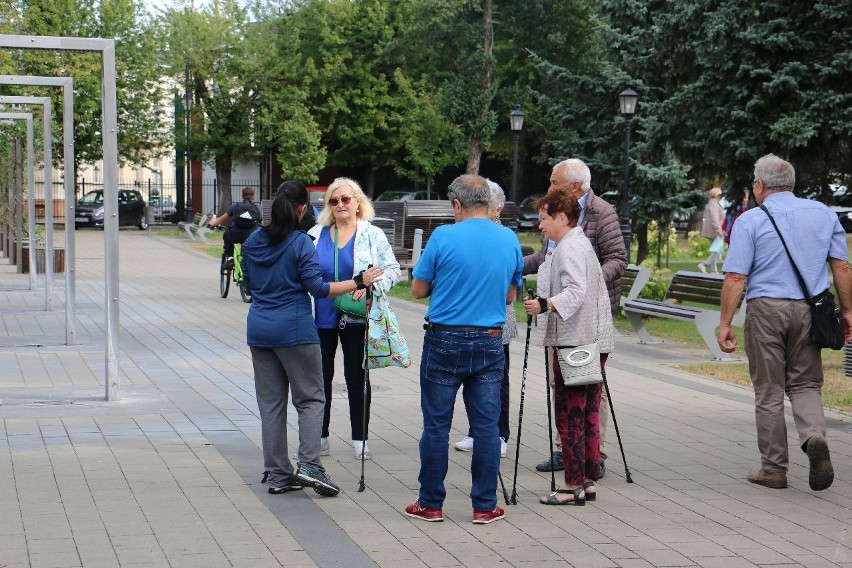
806;436;834;491
747;468;787;489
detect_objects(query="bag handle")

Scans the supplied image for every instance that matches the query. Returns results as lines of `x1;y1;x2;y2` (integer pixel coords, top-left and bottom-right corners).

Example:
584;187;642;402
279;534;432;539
759;205;814;304
333;225;340;282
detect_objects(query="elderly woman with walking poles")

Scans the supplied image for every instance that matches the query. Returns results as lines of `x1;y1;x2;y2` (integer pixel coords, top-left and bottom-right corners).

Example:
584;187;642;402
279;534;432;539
523;191;614;506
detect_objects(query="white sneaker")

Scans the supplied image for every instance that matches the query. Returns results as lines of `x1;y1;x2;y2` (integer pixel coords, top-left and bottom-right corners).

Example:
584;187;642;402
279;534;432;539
500;438;508;458
353;440;372;460
294;437;330;460
454;436;474;452
697;262;707;273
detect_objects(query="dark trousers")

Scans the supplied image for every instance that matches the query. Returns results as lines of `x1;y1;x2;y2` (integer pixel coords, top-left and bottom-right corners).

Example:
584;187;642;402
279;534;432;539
222;229;252;257
318;325;369;440
468;345;511;440
550;347;602;485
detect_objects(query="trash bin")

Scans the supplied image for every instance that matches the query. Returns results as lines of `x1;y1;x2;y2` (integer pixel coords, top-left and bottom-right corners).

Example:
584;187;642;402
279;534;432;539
145;206;154;226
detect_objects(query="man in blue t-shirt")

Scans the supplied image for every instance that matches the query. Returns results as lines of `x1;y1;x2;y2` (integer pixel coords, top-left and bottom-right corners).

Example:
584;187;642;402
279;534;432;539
718;153;852;492
404;174;523;526
209;186;261;267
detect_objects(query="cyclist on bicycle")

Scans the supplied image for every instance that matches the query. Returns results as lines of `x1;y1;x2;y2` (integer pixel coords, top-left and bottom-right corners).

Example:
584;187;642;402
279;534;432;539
209;186;261;268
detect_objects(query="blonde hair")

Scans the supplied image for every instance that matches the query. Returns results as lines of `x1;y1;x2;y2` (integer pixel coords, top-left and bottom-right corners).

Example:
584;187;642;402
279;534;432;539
316;177;375;226
708;187;722;198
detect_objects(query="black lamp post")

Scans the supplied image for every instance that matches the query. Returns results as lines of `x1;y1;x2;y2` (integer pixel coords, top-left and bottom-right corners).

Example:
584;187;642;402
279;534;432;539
182;63;193;221
509;107;525;203
618;87;638;264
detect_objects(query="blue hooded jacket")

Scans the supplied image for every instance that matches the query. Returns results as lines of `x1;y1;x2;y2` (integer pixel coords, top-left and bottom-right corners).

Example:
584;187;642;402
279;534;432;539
242;228;331;348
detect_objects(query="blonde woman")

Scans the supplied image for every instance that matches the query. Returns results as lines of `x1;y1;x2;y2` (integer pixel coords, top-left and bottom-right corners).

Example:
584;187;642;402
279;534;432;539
308;178;401;459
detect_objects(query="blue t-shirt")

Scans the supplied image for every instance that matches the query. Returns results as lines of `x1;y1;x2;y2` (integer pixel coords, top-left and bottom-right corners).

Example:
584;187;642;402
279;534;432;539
413;218;523;327
314;226;356;329
723;192;847;300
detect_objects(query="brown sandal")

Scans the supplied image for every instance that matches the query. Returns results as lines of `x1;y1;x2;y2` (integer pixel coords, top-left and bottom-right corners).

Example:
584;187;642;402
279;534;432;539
539;486;585;506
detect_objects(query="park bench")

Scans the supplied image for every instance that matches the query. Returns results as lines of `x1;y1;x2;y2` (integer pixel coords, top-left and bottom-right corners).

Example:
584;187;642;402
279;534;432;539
623;270;745;360
178;212;213;243
620;264;652;308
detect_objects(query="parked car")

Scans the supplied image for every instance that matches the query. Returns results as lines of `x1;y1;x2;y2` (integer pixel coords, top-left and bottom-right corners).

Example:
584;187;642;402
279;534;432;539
517;194;544;231
375;190;441;201
149;195;176;222
75;189;148;229
829;187;852;232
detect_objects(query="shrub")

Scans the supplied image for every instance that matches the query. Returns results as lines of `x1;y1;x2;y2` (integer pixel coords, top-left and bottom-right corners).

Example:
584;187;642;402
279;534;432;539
687;230;709;258
637;260;673;301
647;220;678;255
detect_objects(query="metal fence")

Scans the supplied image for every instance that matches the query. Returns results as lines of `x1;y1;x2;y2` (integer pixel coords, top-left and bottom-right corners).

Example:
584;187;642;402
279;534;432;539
28;178;262;223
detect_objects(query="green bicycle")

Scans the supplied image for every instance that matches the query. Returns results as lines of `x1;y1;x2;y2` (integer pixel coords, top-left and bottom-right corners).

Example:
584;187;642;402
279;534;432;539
219;239;252;303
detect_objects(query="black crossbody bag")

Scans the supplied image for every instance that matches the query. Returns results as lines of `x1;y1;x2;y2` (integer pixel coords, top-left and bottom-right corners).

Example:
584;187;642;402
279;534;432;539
760;205;844;350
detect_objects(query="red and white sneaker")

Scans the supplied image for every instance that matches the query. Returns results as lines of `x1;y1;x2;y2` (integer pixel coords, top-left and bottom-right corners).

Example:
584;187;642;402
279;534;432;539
404;500;443;522
472;506;505;525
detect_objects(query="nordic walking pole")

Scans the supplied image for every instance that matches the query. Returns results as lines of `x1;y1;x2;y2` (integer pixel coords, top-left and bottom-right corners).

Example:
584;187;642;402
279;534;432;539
510;289;535;504
544;347;556;493
357;280;373;492
498;471;510;505
602;372;633;483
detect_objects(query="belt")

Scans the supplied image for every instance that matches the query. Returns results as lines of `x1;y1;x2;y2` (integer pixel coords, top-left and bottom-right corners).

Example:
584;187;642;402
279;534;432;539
423;322;501;336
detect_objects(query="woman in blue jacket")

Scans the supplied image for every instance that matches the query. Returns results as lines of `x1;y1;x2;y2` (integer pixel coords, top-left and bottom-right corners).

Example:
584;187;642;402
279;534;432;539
242;189;383;497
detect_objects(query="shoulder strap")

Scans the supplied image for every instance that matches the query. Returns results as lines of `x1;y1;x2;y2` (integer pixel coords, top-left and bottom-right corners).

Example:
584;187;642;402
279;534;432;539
759;205;812;302
333;226;340;282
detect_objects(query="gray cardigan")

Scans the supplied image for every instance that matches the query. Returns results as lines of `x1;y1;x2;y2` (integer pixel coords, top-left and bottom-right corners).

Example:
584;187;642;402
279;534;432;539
534;227;614;353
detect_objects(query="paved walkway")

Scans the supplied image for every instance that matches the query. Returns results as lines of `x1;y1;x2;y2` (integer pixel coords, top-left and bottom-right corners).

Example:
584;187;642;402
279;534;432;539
1;228;851;568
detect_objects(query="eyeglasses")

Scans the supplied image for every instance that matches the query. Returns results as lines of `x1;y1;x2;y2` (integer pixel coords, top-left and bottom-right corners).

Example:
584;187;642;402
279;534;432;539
328;195;355;207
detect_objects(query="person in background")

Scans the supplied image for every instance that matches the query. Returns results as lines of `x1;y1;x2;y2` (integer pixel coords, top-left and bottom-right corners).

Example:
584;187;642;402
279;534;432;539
405;174;523;525
723;191;749;245
308;177;401;460
524;191;613;505
242;191;383;497
698;186;725;274
524;159;626;477
208;186;261;268
454;180;517;459
718;153;852;492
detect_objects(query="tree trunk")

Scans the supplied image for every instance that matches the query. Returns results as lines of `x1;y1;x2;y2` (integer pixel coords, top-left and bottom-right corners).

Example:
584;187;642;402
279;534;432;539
216;153;233;214
635;223;648;265
465;0;493;175
365;169;376;198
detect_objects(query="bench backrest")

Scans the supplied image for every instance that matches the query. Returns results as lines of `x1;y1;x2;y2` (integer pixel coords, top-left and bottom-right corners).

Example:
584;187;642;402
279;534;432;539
193;212;204;226
666;270;745;310
620;264;652;306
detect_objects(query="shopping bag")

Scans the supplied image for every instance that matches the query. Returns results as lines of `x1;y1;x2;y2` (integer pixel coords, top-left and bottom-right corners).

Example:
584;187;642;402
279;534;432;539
366;296;411;369
709;236;724;254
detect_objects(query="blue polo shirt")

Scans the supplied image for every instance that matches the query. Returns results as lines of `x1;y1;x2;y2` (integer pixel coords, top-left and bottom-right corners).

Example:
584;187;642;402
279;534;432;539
722;192;847;300
413;218;523;328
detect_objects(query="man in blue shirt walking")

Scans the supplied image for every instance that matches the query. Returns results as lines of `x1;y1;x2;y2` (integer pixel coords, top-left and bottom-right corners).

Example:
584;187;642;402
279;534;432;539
718;154;852;491
404;174;523;524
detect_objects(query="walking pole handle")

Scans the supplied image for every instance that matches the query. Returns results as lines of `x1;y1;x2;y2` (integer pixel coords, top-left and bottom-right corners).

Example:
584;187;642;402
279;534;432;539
526;289;534;324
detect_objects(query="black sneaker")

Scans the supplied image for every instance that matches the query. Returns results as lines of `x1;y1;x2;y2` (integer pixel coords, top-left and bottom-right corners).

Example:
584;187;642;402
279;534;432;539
223;256;235;269
295;463;340;497
268;476;304;495
535;451;564;472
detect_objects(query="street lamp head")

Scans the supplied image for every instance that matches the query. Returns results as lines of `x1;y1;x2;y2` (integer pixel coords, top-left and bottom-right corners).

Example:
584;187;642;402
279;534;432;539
509;107;525;132
181;91;192;112
618;87;639;119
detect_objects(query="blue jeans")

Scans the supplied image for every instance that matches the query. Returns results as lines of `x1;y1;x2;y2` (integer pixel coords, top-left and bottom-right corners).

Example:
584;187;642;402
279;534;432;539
418;330;504;512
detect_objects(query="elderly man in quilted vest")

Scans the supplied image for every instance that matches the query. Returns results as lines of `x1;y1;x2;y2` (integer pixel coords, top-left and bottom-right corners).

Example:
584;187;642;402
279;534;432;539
523;158;627;476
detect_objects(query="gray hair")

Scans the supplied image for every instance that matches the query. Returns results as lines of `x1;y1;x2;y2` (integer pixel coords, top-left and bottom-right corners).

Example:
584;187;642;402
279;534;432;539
754;154;795;191
447;174;490;209
486;179;505;210
557;158;592;192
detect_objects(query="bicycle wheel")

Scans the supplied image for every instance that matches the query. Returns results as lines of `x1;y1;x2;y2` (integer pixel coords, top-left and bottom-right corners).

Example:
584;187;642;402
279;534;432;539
239;281;252;304
220;257;231;298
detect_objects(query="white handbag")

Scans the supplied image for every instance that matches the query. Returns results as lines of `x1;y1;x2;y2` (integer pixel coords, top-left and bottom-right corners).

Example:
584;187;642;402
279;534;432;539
557;342;602;386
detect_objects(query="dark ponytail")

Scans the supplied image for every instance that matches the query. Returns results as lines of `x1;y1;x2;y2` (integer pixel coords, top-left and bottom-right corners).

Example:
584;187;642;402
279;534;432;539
265;191;298;246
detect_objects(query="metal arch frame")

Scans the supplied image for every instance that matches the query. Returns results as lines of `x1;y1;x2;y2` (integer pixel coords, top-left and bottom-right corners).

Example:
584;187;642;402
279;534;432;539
0;91;75;340
0;112;36;292
0;35;119;401
0;97;53;310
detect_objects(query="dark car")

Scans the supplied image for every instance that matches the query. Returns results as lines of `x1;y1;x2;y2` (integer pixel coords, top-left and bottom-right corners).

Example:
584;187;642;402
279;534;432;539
149;195;176;222
75;189;148;229
517;194;544;231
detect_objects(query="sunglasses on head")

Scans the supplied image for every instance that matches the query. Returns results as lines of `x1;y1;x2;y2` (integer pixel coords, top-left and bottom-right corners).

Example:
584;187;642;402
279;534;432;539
328;195;354;207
